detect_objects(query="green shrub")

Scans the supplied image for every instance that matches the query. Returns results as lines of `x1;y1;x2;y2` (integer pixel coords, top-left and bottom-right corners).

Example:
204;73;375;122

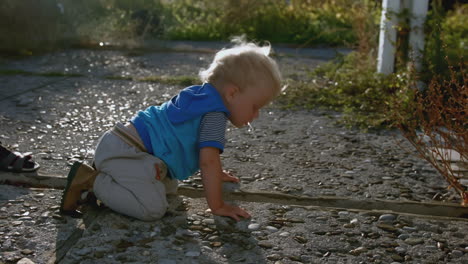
0;0;146;53
441;4;467;63
0;0;65;52
277;52;411;130
276;1;465;130
160;0;374;46
421;2;467;82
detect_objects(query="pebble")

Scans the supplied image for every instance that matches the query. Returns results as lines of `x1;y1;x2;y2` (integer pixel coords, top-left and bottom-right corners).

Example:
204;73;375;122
391;254;404;262
397;234;410;240
378;214;396;222
425;245;438;251
395;246;406;254
17;258;35;264
267;254;282;260
211;241;222;247
338;211;349;217
402;226;418;233
12;221;23;226
251;231;263;237
33;193;45;198
422;232;431;238
316;216;328;222
41;211;51;218
265;226;278;233
451;250;463;258
202;219;215;225
248;223;261;231
21;249;34;255
293;236;308;244
349;246;367;255
241;176;255;182
404;238;424;245
201;246;212;252
258;241;274;248
207;235;218;241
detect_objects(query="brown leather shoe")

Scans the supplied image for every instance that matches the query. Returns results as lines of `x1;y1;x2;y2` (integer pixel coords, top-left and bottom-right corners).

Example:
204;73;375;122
60;162;98;217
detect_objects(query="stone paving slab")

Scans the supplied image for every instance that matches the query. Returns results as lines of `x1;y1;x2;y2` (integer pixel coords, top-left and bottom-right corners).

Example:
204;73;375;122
0;76;67;102
140;40;353;60
0;42;337;82
2;172;468;219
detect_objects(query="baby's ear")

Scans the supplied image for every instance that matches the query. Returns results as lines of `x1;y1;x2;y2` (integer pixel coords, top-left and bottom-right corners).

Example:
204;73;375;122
225;83;240;101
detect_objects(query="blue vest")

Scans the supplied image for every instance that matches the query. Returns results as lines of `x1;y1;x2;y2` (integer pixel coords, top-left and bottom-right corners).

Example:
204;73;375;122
131;83;229;180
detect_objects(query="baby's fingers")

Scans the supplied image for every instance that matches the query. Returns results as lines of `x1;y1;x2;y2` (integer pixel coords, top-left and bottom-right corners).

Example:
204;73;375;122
221;171;240;183
225;175;240;183
212;204;251;221
233;207;251;221
229;213;241;221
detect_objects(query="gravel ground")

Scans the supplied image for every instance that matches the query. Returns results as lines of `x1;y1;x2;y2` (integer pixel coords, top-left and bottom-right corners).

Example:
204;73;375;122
1;41;467;264
2;185;468;264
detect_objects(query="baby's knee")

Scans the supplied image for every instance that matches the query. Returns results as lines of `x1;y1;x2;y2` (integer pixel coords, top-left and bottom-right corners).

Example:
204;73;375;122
137;203;168;221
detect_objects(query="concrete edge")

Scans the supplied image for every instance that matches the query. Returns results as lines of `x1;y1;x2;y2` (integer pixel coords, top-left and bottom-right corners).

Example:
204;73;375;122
1;171;467;220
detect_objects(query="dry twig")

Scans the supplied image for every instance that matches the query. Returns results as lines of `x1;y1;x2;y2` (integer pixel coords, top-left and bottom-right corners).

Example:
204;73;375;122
395;63;467;205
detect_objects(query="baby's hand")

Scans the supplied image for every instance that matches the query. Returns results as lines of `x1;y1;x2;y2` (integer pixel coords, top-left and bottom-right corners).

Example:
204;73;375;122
212;203;251;221
221;170;240;183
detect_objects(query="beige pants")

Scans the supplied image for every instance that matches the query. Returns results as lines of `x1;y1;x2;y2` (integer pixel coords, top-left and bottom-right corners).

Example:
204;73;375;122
93;123;178;221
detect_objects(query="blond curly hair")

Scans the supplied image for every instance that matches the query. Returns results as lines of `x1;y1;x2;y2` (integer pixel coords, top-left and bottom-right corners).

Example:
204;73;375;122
199;37;282;98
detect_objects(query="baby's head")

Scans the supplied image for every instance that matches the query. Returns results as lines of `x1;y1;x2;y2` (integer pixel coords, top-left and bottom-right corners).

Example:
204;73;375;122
199;39;282;127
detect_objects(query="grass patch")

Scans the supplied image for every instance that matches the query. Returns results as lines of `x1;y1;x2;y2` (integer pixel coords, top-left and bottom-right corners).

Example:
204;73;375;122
161;0;378;47
105;75;134;81
0;69;32;75
105;74;198;86
38;72;83;77
277;52;411;130
277;2;466;130
139;75;198;86
0;0;381;53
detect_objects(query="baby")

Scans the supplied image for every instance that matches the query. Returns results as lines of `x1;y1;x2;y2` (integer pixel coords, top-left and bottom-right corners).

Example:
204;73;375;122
60;40;282;221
